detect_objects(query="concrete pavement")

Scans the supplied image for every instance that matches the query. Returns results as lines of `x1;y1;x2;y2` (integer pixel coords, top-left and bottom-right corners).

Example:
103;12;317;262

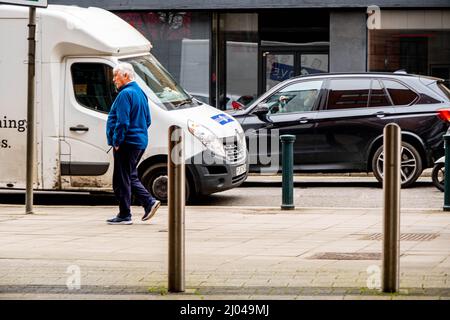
0;204;449;300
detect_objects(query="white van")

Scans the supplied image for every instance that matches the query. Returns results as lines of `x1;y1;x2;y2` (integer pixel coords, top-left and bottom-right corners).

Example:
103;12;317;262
0;5;248;202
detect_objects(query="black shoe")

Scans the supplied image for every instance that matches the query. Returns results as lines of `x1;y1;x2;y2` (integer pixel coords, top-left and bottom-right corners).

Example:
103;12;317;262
107;216;132;225
142;200;161;221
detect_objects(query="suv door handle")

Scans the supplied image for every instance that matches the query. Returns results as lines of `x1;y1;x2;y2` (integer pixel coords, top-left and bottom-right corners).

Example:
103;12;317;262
374;111;388;118
299;117;310;124
70;125;89;132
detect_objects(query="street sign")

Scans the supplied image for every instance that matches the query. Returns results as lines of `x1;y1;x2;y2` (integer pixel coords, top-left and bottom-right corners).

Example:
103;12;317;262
0;0;47;8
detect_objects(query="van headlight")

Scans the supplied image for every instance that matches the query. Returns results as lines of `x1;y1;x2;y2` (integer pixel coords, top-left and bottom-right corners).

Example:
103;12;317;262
187;120;226;158
237;130;246;151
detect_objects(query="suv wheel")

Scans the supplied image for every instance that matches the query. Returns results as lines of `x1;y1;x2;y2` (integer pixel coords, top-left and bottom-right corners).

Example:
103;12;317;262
141;163;191;203
372;142;423;188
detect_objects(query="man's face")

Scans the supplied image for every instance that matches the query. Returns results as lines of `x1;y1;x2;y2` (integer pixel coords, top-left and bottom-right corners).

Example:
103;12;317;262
113;70;128;89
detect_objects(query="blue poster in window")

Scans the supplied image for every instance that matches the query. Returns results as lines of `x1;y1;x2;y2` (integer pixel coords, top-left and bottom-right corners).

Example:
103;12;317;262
211;113;234;125
270;62;294;82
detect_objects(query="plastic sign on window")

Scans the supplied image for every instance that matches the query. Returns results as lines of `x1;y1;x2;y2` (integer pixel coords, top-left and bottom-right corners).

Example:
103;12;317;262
0;0;48;8
270;62;294;82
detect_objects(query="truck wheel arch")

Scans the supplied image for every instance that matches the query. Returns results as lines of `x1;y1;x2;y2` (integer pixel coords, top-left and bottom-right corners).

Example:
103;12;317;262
137;154;197;202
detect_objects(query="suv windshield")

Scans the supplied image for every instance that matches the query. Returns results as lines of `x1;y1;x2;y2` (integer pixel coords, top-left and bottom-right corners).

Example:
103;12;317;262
121;54;198;110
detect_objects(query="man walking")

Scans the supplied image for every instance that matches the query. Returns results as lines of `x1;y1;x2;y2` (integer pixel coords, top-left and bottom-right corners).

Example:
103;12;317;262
106;62;160;225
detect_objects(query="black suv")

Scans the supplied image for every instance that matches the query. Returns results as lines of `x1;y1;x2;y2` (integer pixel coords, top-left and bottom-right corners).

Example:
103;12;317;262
230;72;450;187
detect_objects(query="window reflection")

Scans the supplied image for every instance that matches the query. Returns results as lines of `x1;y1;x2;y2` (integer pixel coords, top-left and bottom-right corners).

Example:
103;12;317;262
115;11;211;102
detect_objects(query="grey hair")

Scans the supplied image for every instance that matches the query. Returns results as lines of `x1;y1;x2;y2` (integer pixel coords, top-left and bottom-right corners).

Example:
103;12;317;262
113;62;135;80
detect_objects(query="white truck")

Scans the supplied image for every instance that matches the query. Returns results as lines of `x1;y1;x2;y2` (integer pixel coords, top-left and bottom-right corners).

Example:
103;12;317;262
0;4;248;202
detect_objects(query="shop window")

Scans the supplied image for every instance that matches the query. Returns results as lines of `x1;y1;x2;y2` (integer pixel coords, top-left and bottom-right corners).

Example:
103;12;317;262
368;10;450;87
221;13;258;110
115;11;211;103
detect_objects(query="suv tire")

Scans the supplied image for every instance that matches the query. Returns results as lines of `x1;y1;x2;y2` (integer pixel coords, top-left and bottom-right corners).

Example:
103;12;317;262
372;142;423;188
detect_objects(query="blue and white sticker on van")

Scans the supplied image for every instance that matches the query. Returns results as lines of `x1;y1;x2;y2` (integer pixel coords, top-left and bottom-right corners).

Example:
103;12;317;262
211;113;234;125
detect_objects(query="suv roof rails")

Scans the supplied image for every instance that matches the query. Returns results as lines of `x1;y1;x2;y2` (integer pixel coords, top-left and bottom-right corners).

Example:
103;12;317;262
291;71;416;80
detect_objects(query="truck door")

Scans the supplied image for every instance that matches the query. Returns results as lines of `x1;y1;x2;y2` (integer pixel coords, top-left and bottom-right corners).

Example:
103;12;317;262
62;58;117;189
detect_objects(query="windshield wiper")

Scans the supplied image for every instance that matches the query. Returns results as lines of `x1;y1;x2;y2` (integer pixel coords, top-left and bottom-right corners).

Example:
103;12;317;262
174;99;192;108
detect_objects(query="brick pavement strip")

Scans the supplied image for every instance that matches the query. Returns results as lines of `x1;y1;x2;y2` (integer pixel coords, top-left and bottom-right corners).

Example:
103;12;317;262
0;204;449;299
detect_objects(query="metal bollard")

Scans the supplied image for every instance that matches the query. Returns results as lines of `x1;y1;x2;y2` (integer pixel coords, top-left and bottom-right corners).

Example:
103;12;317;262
443;134;450;211
382;123;401;293
168;125;185;292
280;135;296;210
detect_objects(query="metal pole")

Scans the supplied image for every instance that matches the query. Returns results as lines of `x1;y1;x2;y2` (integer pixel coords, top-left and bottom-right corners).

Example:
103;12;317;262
382;123;401;293
280;134;295;210
443;134;450;211
25;7;36;215
168;125;185;292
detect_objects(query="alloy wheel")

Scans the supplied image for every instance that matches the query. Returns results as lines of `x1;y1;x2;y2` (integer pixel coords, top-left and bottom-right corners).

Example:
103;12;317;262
373;142;422;187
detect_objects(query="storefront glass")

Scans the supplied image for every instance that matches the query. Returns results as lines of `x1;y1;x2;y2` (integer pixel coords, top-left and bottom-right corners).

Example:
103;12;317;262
114;11;212;101
368;10;450;87
221;13;259;109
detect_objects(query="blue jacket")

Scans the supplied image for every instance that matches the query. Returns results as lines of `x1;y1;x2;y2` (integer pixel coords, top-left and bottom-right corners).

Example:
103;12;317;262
106;81;151;149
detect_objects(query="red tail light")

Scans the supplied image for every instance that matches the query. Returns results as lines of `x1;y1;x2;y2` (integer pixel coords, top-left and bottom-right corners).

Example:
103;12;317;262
437;109;450;122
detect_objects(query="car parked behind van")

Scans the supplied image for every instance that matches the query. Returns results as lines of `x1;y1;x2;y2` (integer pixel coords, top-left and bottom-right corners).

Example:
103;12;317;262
230;72;450;187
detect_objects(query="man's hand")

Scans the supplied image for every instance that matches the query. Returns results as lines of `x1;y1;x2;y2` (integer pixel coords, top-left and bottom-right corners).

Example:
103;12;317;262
114;146;119;151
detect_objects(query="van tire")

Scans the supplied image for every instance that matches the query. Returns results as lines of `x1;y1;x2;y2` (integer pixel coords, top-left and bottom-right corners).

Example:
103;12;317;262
140;163;191;203
372;142;422;188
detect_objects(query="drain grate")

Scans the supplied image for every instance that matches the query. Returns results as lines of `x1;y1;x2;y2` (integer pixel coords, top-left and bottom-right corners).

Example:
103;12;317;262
308;252;381;260
359;233;439;241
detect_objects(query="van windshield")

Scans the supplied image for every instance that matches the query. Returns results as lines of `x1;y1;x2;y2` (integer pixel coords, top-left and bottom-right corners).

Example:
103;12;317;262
121;54;199;110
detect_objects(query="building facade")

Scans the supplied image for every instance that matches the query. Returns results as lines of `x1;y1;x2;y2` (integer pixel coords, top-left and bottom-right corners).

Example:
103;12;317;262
49;1;450;109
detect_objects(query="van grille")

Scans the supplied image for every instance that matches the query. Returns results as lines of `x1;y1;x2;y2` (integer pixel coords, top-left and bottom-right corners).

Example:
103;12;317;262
223;136;246;164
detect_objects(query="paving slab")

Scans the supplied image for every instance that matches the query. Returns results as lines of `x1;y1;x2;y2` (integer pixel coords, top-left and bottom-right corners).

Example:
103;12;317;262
0;204;449;300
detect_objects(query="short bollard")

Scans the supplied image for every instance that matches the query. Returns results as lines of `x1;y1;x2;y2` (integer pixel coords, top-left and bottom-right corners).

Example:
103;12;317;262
443;134;450;211
280;135;295;210
382;123;401;293
168;125;185;293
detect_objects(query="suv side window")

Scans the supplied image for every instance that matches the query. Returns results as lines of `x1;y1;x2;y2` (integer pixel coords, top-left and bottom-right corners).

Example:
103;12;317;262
71;63;117;113
382;79;418;106
327;79;371;109
369;79;391;107
266;80;323;115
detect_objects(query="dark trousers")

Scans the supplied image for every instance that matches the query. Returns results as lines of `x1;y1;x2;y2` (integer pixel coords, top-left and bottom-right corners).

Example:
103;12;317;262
113;144;154;218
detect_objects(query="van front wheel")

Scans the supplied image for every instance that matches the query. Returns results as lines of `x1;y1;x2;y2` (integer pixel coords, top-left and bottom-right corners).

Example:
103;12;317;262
140;163;191;203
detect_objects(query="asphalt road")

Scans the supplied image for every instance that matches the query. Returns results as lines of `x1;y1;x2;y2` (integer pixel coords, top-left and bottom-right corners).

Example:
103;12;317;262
197;177;443;209
0;175;444;209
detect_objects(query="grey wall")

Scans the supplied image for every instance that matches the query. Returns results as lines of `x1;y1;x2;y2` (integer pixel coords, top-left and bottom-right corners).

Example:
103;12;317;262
330;11;367;73
48;0;450;10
